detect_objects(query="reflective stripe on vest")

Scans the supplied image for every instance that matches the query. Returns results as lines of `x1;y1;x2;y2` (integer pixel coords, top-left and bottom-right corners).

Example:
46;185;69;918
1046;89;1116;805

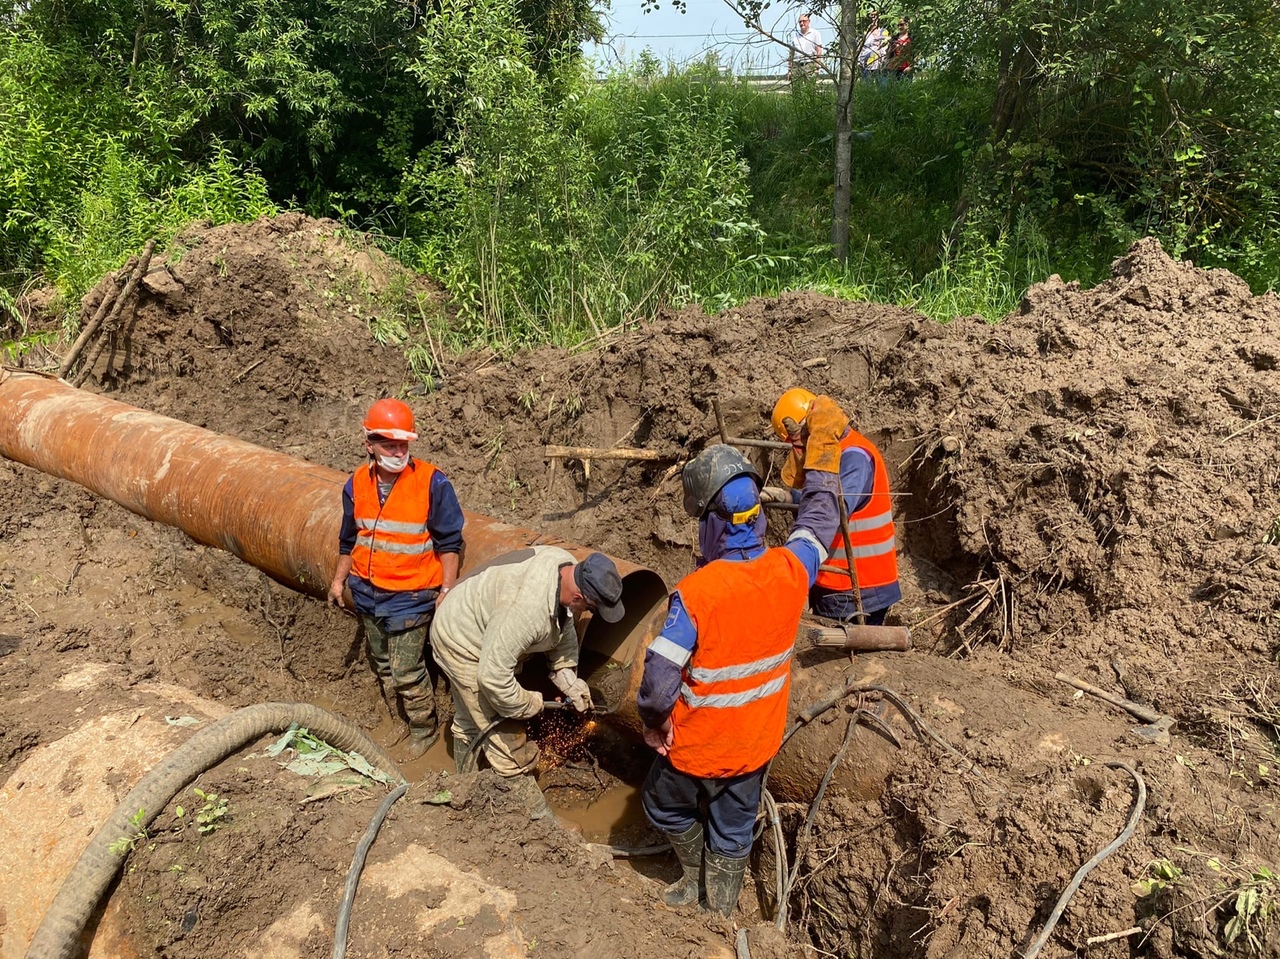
349;459;444;592
817;430;899;592
666;549;809;779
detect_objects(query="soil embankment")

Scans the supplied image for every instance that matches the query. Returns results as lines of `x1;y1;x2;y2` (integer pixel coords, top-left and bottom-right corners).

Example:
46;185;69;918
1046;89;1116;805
2;216;1277;958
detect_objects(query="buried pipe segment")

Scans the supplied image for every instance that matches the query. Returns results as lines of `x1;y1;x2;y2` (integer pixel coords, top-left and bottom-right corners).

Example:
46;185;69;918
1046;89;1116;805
24;703;403;959
0;373;899;803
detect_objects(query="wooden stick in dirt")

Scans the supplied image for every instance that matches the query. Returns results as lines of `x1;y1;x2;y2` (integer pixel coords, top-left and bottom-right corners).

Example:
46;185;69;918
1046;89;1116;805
1055;672;1165;725
57;277;125;379
1085;927;1143;947
64;239;157;383
544;445;678;462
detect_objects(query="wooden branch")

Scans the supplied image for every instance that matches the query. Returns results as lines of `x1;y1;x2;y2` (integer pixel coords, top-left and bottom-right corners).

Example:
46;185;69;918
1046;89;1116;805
57;278;124;379
62;239;156;382
544;445;677;462
1055;672;1165;725
1085;927;1142;947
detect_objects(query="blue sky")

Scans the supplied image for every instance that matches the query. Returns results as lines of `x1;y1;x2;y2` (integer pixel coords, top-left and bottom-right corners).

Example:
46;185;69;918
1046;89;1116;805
586;0;837;75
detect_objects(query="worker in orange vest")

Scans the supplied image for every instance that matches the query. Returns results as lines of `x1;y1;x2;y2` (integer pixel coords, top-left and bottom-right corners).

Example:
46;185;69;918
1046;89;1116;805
636;398;846;916
761;388;901;625
328;398;464;759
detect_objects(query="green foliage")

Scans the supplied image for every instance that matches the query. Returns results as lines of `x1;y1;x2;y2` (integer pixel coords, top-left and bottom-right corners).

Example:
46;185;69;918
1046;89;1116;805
108;807;149;856
1132;857;1185;897
0;29;276;314
402;22;764;345
190;788;230;834
1224;866;1278;953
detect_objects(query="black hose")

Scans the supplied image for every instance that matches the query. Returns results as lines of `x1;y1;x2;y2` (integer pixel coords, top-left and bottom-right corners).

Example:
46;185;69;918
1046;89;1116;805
588;842;670;858
1021;761;1147;959
776;715;859;931
26;702;404;959
460;717;504;774
332;782;410;959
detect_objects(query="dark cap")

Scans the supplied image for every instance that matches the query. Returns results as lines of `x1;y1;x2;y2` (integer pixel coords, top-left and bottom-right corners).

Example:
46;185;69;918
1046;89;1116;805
574;552;625;623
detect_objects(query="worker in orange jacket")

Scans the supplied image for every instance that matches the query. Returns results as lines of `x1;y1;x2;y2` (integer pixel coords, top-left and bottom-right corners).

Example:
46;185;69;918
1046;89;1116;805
761;388;901;625
328;399;464;759
636;398;846;916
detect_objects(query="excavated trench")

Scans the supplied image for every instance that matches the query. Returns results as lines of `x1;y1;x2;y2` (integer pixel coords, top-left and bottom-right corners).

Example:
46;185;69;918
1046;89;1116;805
4;218;1280;959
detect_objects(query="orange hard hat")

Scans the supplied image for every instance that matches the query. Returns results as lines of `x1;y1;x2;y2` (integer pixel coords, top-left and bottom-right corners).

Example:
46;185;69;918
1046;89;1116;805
770;388;816;438
362;398;418;441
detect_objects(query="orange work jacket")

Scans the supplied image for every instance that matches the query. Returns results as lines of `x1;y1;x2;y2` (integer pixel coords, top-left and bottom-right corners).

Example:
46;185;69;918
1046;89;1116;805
349;459;444;592
816;430;898;592
667;548;809;779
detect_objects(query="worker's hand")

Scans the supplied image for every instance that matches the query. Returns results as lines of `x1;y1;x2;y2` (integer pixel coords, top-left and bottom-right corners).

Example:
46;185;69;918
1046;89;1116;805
551;668;593;713
519;691;546;718
781;446;805;489
802;396;849;474
758;486;791;504
327;580;346;610
643;718;674;756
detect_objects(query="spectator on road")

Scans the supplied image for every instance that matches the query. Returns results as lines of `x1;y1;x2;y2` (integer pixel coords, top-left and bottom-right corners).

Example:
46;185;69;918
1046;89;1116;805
857;10;889;81
888;17;913;78
788;12;823;79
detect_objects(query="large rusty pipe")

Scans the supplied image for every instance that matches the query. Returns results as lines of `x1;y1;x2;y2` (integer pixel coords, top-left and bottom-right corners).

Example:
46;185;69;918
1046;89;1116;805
0;371;666;666
0;372;897;801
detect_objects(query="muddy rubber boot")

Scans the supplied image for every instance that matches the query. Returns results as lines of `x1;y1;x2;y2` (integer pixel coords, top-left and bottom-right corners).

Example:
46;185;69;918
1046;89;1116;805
661;822;704;907
401;690;438;759
453;733;475;773
403;724;440;760
380;684;410;747
510;775;582;835
703;850;748;918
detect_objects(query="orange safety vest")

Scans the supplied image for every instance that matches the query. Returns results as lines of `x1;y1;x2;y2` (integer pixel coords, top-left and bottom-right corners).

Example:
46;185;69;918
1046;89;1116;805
349;459;443;592
816;429;898;592
667;549;809;779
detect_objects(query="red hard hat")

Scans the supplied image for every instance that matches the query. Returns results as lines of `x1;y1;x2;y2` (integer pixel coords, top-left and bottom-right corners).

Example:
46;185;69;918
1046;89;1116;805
362;398;418;441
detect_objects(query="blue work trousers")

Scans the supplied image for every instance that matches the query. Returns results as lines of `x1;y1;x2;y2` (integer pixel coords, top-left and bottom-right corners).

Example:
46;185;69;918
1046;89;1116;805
641;754;763;857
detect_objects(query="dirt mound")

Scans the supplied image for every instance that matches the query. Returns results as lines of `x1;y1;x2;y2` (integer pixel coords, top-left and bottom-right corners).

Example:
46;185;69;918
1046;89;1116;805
69;213;444;454
4;227;1280;959
885;237;1280;725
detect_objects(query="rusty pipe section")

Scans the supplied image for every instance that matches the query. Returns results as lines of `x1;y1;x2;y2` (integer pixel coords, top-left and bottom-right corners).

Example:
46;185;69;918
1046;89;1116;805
0;371;665;671
0;372;898;802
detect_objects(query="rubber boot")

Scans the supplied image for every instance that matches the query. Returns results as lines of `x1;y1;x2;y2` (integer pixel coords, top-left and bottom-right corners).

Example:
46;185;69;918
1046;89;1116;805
509;775;582;835
703;850;749;918
380;683;410;747
453;733;475;774
661;822;704;907
401;690;439;760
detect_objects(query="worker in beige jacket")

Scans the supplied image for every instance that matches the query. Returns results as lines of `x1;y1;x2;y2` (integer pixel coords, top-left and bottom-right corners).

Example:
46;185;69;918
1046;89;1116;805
431;546;624;816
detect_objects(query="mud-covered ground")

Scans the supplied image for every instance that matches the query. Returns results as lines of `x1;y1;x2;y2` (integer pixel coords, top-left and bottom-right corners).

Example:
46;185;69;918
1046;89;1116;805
2;216;1278;959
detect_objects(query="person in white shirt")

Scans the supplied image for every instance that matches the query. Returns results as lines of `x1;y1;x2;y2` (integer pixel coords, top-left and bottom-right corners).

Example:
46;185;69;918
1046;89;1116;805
789;12;823;78
858;9;890;80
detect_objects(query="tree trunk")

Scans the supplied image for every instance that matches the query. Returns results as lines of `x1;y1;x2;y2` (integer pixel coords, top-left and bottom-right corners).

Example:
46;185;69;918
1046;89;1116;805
830;0;859;262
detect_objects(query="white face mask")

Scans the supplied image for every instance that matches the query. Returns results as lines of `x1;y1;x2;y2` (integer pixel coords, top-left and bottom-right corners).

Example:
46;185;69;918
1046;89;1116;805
375;451;410;473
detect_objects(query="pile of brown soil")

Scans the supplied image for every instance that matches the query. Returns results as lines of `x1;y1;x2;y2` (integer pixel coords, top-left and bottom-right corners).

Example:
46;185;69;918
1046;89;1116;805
3;218;1278;959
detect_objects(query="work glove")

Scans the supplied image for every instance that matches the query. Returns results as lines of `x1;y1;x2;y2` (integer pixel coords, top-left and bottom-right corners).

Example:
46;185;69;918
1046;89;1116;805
780;445;806;489
550;667;593;713
802;396;849;474
516;690;546;719
758;486;792;504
